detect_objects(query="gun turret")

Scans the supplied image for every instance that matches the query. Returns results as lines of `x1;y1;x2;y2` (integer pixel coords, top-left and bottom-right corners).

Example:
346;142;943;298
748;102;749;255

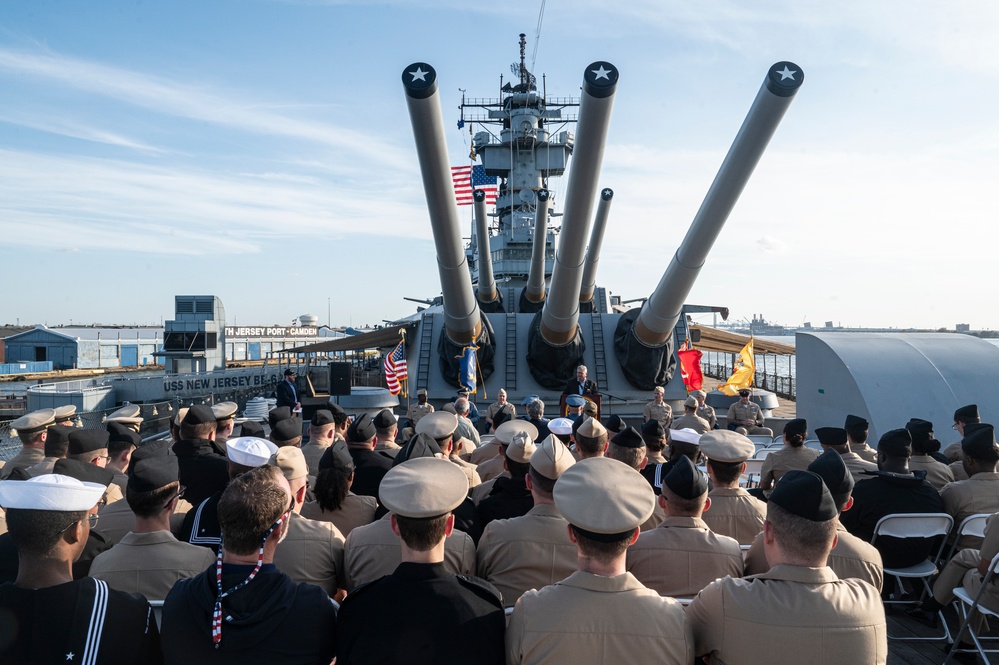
526;62;619;388
615;62;804;389
402;62;495;385
579;187;614;312
473;189;503;312
520;189;551;313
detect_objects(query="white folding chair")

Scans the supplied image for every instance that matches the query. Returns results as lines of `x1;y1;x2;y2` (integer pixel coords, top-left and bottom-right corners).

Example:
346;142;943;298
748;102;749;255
741;459;765;488
752;449;773;460
747;434;773;446
148;600;164;629
803;438;823;452
871;513;954;642
772;434;784;444
944;513;992;563
944;552;999;664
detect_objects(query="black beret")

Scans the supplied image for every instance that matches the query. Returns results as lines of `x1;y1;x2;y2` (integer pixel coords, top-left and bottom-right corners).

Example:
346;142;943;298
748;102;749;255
239;421;265;438
54;458;114;488
183;405;216;426
373;409;397;429
962;424;998;460
311;410;335;426
807;449;854;499
132;439;174;463
955;404;980;422
878;428;912;457
347;413;376;443
641;419;666;439
327;402;347;418
611;426;645;449
844;414;868;430
318;439;354;471
662;455;708;500
271;417;302;444
392;433;444;466
814;427;848;447
127;456;179;493
268;406;293;429
905;418;934;445
107;422;141;447
784;418;808;437
68;429;110;455
602;415;627;433
769;470;837;522
46;425;75;450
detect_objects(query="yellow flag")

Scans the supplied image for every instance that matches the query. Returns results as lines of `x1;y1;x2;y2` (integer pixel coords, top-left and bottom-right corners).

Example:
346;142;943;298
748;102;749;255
718;338;756;396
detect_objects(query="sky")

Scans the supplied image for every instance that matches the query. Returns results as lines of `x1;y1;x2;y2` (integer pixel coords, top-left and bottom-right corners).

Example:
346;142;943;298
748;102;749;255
1;1;998;331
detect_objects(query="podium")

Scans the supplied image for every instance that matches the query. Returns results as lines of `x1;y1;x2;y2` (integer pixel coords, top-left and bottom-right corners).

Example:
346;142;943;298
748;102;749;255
560;393;601;420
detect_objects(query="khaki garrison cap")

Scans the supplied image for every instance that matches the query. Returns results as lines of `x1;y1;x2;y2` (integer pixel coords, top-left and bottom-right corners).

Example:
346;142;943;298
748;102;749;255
415;411;459;439
684;396;698;408
379;457;467;518
106;404;143;425
10;408;56;435
212;402;238;421
576;417;607;439
494;419;539;445
530;434;575;480
692;389;707;399
506;431;537;464
699;430;754;463
227;437;278;467
271;447;309;481
554;457;655;535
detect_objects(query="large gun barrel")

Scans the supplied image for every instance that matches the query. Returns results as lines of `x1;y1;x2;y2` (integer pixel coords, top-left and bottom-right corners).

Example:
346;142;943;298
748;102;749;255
402;63;482;344
579;187;614;310
523;189;551;308
636;62;804;346
615;62;804;389
539;62;619;345
473;189;501;309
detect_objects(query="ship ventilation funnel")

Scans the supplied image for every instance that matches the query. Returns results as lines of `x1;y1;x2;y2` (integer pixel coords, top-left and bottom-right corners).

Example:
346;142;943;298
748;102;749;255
615;62;804;389
474;189;504;313
526;62;618;388
520;188;551;314
579;187;613;312
402;62;495;386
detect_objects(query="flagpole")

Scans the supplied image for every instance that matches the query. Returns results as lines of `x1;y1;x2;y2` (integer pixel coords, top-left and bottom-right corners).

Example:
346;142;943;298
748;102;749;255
400;329;411;416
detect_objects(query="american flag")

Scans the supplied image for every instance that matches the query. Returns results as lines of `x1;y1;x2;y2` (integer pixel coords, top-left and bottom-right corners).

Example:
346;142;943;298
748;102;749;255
384;340;408;395
451;165;498;206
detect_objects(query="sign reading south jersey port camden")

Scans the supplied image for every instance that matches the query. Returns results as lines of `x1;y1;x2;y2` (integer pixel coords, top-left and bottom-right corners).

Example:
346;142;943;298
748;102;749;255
224;327;319;337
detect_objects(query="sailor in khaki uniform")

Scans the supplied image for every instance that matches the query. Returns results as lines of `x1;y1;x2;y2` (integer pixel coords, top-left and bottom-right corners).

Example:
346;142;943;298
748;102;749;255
300;439;378;537
106;422;139;496
476;434;577;606
606;426;665;531
943;404;982;462
627;456;743;597
302;408;338;474
211;401;239;450
693;389;717;429
941;424;999;550
269;447;347;597
506;457;693;665
89;455;215;600
372;409;402;458
670;396;711;434
640;419;668;465
406;388;435;428
105;403;143;434
843;413;878;463
52;403;80;427
699;430;767;545
906;417;954;489
744;449;884;592
643;386;672;429
921;512;999;629
758;419;819;492
67;429;125;505
0;409;55;479
24;424;74;478
815;425;877;484
725;389;769;435
472;420;539;498
416;411;482;489
688;470;888;665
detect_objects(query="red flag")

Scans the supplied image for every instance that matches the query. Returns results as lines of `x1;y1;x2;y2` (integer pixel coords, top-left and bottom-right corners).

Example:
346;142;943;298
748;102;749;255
678;348;704;391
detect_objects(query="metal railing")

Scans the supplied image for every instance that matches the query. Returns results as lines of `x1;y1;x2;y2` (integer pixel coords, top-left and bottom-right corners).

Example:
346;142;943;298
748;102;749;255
701;357;796;400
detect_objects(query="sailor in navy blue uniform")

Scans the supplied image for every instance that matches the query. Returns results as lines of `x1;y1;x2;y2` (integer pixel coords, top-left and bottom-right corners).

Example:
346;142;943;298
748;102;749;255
336;457;504;665
0;474;162;664
275;368;300;410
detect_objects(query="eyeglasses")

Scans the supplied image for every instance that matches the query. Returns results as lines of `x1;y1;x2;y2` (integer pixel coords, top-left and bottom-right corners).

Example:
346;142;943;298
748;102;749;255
953;423;959;430
61;513;99;534
161;485;186;510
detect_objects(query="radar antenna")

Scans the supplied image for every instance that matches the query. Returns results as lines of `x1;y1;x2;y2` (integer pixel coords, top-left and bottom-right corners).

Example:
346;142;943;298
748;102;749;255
510;33;537;91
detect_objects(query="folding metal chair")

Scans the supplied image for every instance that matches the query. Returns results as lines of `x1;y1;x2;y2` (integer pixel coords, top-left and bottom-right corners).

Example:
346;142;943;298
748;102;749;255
871;513;954;642
803;438;823;452
747;434;773;447
752;449;773;460
943;552;999;664
148;600;164;629
944;513;992;564
741;459;765;488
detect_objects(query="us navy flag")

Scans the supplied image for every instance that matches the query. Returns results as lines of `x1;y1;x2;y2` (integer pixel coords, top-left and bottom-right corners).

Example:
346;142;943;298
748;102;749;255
459;346;478;394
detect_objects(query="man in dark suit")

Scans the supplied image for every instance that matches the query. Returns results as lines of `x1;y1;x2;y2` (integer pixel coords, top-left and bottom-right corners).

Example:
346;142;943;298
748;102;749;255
561;365;598;396
275;368;300;410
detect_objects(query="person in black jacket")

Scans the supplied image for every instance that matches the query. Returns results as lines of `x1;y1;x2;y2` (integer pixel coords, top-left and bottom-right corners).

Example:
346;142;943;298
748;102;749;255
344;413;393;500
561;365;598;396
162;465;336;664
172;405;230;506
275;368;300;410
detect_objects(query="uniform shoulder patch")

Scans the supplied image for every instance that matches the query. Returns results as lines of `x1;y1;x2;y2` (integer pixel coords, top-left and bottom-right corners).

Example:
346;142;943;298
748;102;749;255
455;574;504;608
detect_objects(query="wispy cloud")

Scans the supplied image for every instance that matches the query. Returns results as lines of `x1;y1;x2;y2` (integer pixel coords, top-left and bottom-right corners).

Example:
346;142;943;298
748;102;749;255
0;111;169;154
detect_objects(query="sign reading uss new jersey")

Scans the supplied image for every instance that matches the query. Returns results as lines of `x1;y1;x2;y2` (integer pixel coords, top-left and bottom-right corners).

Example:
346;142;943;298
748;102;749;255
225;327;318;337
